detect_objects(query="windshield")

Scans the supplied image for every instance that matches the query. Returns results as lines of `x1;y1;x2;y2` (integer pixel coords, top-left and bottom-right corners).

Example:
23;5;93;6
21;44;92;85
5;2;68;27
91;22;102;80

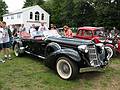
35;30;61;38
94;30;104;36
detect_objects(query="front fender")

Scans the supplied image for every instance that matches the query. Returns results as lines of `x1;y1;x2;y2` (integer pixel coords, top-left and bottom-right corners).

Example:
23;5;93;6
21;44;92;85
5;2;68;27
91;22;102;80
44;48;81;69
47;48;81;62
105;44;114;48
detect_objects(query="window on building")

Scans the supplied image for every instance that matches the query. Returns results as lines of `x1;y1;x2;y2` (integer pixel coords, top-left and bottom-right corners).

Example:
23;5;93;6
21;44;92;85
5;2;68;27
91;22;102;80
11;16;14;19
30;12;33;19
41;13;44;20
35;11;39;21
17;14;21;19
7;17;9;19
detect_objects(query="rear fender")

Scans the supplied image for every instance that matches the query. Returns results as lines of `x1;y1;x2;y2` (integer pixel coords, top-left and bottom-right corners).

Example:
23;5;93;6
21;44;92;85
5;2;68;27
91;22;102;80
45;42;61;56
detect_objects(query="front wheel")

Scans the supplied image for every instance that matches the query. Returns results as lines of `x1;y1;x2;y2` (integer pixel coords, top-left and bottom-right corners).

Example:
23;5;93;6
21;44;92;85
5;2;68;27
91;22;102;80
56;57;79;80
105;46;113;60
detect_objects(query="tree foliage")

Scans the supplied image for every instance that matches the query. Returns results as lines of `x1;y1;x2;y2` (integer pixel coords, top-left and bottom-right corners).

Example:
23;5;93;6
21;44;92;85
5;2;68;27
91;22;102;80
93;0;120;29
0;0;8;20
43;0;96;27
23;0;44;8
73;0;96;26
23;0;120;29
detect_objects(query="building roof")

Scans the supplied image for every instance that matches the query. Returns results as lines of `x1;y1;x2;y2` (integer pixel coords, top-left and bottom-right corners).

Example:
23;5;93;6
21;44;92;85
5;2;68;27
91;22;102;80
3;5;50;17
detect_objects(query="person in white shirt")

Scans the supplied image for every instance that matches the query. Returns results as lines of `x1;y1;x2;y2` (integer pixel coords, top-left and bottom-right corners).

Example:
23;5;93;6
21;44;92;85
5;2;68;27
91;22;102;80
19;24;26;32
2;21;12;60
29;24;37;38
0;21;5;63
38;22;49;32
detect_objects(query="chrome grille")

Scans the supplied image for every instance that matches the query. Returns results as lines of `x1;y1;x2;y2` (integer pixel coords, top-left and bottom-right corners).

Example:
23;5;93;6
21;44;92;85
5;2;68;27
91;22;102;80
88;45;100;67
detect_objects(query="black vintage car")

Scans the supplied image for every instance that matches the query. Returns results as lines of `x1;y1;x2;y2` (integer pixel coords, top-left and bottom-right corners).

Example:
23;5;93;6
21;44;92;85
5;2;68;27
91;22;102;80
13;30;112;80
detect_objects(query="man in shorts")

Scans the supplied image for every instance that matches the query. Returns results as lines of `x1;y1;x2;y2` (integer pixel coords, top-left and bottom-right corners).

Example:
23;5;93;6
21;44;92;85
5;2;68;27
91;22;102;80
2;21;12;60
0;21;5;63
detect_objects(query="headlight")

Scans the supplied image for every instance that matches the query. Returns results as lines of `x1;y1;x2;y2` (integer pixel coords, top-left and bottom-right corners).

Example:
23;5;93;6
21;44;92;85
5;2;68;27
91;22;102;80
78;45;88;53
96;43;104;50
115;44;118;48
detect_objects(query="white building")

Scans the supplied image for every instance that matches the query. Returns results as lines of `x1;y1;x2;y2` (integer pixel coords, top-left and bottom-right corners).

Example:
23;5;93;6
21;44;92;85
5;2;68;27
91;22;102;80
3;5;50;30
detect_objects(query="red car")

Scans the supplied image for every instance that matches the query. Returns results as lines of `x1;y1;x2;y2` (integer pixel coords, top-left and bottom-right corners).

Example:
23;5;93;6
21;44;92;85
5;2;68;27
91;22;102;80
74;27;120;55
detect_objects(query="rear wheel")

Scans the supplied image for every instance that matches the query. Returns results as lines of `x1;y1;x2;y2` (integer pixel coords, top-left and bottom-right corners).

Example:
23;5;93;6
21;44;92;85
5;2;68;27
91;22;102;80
56;57;79;80
14;44;23;57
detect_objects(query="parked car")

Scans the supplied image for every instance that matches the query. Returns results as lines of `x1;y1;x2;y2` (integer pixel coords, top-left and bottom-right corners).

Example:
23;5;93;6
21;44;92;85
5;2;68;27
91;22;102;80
13;30;112;80
74;27;105;43
74;26;120;56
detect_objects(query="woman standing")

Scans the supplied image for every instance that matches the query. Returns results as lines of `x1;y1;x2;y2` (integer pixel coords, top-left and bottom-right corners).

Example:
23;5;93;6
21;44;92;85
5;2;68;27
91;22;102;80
63;25;73;38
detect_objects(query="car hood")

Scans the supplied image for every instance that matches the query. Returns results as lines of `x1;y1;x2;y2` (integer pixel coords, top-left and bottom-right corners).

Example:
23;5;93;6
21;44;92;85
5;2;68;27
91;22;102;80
47;37;94;46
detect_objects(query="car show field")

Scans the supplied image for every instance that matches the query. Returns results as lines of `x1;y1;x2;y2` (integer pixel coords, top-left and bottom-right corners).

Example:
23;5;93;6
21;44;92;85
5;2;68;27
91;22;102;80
0;0;120;90
12;31;112;80
0;53;120;90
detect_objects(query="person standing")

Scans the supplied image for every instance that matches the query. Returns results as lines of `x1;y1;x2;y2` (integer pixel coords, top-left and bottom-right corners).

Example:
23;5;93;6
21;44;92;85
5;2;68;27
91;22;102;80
7;25;13;46
0;21;5;63
29;24;37;38
63;25;73;38
2;21;12;60
38;21;49;32
19;24;26;32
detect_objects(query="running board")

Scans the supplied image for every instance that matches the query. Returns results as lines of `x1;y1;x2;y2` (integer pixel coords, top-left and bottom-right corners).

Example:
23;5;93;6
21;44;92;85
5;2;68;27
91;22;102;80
25;51;46;59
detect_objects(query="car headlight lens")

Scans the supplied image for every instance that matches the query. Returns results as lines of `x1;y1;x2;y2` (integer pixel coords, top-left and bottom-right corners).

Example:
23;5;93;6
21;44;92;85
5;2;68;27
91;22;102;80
78;45;88;53
115;44;118;48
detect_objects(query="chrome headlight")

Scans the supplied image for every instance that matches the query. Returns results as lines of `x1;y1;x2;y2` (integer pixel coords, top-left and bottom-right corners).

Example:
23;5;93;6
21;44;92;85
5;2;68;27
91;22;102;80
115;44;118;48
96;43;104;50
78;45;88;53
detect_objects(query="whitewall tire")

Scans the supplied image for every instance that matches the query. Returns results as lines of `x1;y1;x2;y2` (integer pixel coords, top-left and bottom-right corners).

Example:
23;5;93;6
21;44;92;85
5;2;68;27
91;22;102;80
56;57;78;80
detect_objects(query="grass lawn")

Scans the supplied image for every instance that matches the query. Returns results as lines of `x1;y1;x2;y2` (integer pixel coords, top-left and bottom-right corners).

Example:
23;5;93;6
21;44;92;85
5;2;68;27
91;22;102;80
0;52;120;90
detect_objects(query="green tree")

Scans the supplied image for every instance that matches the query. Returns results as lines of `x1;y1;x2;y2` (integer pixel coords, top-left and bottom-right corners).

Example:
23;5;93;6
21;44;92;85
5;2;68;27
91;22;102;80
73;0;96;26
43;0;65;27
60;0;74;26
43;0;95;27
0;0;8;20
93;0;120;29
23;0;44;8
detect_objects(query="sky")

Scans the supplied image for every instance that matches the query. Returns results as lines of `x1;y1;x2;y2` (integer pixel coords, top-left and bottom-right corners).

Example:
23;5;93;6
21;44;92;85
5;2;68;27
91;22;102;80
4;0;25;12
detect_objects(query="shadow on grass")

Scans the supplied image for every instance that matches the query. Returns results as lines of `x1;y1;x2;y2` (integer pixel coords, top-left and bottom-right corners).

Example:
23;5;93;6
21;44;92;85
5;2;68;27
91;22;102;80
77;68;105;81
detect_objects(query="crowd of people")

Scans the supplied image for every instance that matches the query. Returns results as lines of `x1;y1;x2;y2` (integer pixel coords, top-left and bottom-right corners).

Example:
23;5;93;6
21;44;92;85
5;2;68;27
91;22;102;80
28;22;73;38
0;21;74;63
1;20;119;64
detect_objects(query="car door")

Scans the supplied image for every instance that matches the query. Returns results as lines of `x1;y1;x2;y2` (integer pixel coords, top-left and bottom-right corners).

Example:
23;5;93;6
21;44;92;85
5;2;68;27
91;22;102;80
30;38;47;56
